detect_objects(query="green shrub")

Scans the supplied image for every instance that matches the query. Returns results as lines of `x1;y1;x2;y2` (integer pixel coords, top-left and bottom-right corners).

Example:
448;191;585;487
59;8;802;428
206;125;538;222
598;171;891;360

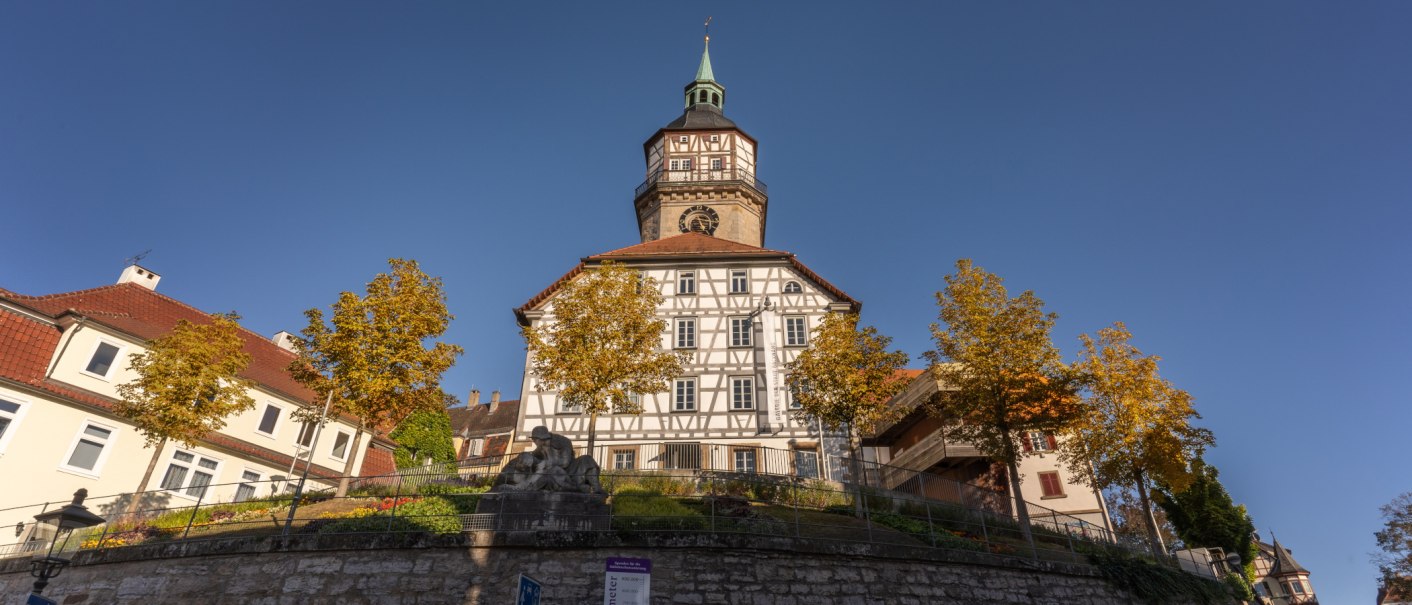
871;513;986;553
612;488;706;531
1086;549;1234;604
318;496;465;535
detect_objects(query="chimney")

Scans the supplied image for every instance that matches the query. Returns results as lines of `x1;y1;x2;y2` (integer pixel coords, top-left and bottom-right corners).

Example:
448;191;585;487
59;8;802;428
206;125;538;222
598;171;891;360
490;390;501;414
271;331;299;352
117;265;161;290
469;389;481;409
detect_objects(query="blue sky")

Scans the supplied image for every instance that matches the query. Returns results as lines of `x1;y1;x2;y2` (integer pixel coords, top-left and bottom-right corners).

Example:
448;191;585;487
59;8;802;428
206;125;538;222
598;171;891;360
3;2;1408;600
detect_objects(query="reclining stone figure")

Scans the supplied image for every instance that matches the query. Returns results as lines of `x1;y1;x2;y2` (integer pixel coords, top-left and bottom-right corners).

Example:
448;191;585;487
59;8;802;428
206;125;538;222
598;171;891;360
490;426;603;494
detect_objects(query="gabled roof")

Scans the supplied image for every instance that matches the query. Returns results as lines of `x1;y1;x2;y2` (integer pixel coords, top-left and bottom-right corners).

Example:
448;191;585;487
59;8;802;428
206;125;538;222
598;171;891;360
448;400;521;437
1262;539;1311;576
514;233;861;325
2;282;312;402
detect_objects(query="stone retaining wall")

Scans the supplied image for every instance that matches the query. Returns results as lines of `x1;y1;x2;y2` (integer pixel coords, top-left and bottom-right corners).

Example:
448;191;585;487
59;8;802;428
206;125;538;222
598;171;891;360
0;533;1217;604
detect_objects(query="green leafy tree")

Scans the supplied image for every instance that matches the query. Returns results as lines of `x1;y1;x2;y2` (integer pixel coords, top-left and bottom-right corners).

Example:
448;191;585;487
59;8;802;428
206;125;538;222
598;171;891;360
1154;458;1258;579
1060;322;1214;557
389;408;458;469
1105;488;1180;548
785;312;910;503
522;261;687;452
1375;492;1412;597
290;258;463;496
115;313;255;510
924;259;1081;544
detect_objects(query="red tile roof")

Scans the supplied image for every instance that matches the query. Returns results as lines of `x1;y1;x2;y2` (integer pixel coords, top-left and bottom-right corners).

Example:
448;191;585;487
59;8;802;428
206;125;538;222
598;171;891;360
515;233;861;324
3;283;314;402
449;400;521;437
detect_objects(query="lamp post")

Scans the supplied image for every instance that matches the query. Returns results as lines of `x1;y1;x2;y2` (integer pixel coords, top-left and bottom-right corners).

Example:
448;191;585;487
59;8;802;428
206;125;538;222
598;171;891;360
29;489;106;596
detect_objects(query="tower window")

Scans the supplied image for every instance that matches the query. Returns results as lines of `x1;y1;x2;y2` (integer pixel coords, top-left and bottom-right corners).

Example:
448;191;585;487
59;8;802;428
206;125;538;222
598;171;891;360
699;90;708;103
712;93;720;105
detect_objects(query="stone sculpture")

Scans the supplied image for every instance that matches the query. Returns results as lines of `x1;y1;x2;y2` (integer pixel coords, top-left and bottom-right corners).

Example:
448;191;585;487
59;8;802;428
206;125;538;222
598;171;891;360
490;426;603;494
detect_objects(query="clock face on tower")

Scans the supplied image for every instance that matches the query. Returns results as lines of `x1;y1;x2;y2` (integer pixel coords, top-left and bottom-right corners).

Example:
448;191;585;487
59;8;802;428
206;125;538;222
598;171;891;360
678;205;720;235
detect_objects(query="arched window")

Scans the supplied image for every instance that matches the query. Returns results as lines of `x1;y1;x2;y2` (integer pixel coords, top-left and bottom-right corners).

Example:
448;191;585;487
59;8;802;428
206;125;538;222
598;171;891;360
712;93;720;105
783;281;802;294
699;90;708;103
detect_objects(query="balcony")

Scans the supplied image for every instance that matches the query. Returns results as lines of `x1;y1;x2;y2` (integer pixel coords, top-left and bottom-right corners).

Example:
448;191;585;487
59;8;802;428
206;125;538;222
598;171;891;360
634;166;768;199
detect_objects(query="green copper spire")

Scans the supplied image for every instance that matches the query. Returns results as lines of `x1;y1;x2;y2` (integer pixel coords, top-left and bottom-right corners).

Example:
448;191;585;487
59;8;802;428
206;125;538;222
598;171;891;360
695;37;715;82
684;29;726;111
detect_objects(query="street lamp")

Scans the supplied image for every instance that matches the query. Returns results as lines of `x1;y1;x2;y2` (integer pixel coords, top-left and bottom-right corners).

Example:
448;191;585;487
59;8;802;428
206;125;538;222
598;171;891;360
29;488;106;596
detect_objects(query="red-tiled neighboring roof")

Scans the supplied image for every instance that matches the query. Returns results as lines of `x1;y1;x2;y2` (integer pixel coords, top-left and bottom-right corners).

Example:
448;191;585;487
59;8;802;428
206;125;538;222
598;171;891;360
449;400;521;437
4;283;314;403
0;308;61;385
514;233;861;324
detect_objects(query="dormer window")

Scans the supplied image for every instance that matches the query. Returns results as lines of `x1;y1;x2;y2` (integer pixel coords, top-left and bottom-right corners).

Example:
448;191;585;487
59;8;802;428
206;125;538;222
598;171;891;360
83;341;123;379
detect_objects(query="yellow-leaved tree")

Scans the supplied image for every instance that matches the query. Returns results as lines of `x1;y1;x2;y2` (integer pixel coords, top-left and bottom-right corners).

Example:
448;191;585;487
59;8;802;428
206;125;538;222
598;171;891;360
925;259;1081;545
1060;322;1213;557
115;313;255;511
522;261;687;453
785;312;910;470
289;258;463;496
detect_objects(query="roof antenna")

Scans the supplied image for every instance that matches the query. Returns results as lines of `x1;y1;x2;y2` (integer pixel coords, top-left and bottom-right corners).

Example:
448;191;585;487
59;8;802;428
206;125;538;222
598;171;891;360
124;249;152;266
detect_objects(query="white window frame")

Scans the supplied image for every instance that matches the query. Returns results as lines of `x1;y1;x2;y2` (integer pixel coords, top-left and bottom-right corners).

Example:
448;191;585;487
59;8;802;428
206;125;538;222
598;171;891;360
710;158;722;170
677;270;696;295
729;270;749;294
234;469;264;502
79;337;126;381
730;377;755;410
1029;432;1054;452
675;317;697;349
709;134;719;142
733;448;757;474
254;402;283;439
467;437;485;457
0;393;30;455
612;449;636;470
58;420;120;478
330;430;353;461
729;317;753;347
673;378;697;412
783;281;802;294
784;316;808;347
678;135;688;143
159;449;224;501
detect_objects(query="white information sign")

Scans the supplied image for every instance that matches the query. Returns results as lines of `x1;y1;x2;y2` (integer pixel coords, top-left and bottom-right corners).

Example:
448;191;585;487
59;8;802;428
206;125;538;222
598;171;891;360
603;557;651;605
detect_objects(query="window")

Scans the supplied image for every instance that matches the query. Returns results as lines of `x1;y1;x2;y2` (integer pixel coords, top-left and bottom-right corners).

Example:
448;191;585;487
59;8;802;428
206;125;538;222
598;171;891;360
663;442;700;469
0;398;23;452
729;270;748;294
295;421;317;448
730;317;752;347
698;90;707;103
1253;583;1268;598
730;377;755;410
677;270;696;295
711;158;722;170
1289;580;1306;595
673;378;696;411
612;449;636;470
559;397;583;414
711;93;719;105
331;431;351;460
785;316;808;347
83;341;122;378
234;470;262;502
788;378;810;409
678;135;688;143
783;281;802;293
669;158;693;171
1025;432;1056;452
467;438;484;457
675;317;697;349
733;448;757;474
1038;471;1065;498
793;449;819;479
256;403;281;436
62;423;115;474
710;134;719;142
160;450;221;499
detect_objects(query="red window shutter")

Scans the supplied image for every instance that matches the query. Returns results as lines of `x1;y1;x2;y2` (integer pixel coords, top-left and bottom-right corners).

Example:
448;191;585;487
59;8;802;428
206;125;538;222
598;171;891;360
1020;432;1033;453
1046;433;1058;450
1040;472;1063;497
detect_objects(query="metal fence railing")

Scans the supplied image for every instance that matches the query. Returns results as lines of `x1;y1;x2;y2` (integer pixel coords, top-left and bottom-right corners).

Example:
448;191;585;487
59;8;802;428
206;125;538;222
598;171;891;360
0;468;1150;573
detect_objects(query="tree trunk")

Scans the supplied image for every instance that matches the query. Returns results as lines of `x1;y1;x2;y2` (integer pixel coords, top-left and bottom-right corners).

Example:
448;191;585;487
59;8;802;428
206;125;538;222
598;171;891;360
334;428;365;497
1134;470;1166;559
845;421;867;519
585;411;599;457
1006;456;1035;548
126;437;168;519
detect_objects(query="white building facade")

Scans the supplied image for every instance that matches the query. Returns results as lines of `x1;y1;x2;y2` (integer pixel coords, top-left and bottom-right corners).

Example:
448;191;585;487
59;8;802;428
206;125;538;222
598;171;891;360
0;267;394;537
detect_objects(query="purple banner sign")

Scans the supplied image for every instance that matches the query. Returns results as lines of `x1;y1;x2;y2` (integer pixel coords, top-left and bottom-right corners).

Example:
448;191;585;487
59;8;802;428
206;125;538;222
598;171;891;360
605;557;652;574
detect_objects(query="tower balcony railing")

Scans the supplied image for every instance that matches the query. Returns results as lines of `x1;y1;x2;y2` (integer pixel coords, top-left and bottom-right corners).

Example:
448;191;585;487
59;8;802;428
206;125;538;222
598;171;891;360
634;166;768;198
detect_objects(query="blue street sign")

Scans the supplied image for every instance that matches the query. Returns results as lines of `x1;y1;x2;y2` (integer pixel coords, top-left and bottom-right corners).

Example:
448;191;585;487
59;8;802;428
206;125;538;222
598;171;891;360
516;573;542;605
28;595;58;605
